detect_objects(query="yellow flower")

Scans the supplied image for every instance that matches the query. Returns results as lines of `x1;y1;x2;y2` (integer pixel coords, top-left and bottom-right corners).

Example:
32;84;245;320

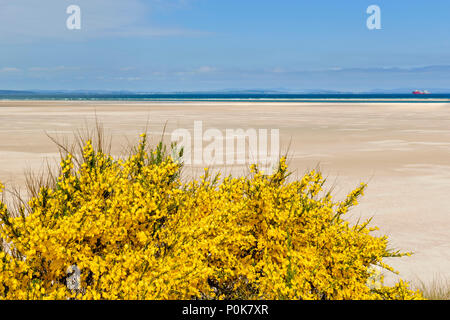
0;134;423;300
137;231;148;245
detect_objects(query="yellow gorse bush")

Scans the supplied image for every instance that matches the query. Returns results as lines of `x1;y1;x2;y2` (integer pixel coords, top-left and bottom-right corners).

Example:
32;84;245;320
0;134;423;300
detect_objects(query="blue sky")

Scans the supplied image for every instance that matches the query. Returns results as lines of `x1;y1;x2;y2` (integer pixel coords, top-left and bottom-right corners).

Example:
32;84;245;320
0;0;449;92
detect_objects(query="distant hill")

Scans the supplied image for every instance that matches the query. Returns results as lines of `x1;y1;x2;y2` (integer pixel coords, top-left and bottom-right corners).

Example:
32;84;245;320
367;88;446;94
0;90;36;95
1;89;449;95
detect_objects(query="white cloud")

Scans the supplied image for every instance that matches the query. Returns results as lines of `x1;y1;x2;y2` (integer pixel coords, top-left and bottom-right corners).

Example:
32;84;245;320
28;67;49;72
113;77;142;81
196;66;216;73
28;66;80;72
0;67;21;73
271;67;285;73
0;0;206;42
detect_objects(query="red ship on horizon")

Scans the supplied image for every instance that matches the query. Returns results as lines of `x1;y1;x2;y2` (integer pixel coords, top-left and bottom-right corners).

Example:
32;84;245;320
412;90;430;94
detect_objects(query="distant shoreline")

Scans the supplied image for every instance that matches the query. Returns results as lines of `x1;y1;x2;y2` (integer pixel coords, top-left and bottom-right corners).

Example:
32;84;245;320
1;94;450;103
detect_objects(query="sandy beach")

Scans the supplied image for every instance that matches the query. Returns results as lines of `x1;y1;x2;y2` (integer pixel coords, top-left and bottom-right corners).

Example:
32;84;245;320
0;100;449;286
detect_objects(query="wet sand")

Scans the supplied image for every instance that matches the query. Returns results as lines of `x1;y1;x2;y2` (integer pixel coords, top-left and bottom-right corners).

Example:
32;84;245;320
1;100;449;286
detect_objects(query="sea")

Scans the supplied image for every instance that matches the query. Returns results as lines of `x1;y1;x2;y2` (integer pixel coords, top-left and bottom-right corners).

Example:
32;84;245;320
1;93;450;103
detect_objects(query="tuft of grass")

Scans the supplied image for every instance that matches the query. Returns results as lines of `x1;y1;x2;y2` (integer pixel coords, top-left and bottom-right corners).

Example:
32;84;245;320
1;120;181;221
412;276;450;300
